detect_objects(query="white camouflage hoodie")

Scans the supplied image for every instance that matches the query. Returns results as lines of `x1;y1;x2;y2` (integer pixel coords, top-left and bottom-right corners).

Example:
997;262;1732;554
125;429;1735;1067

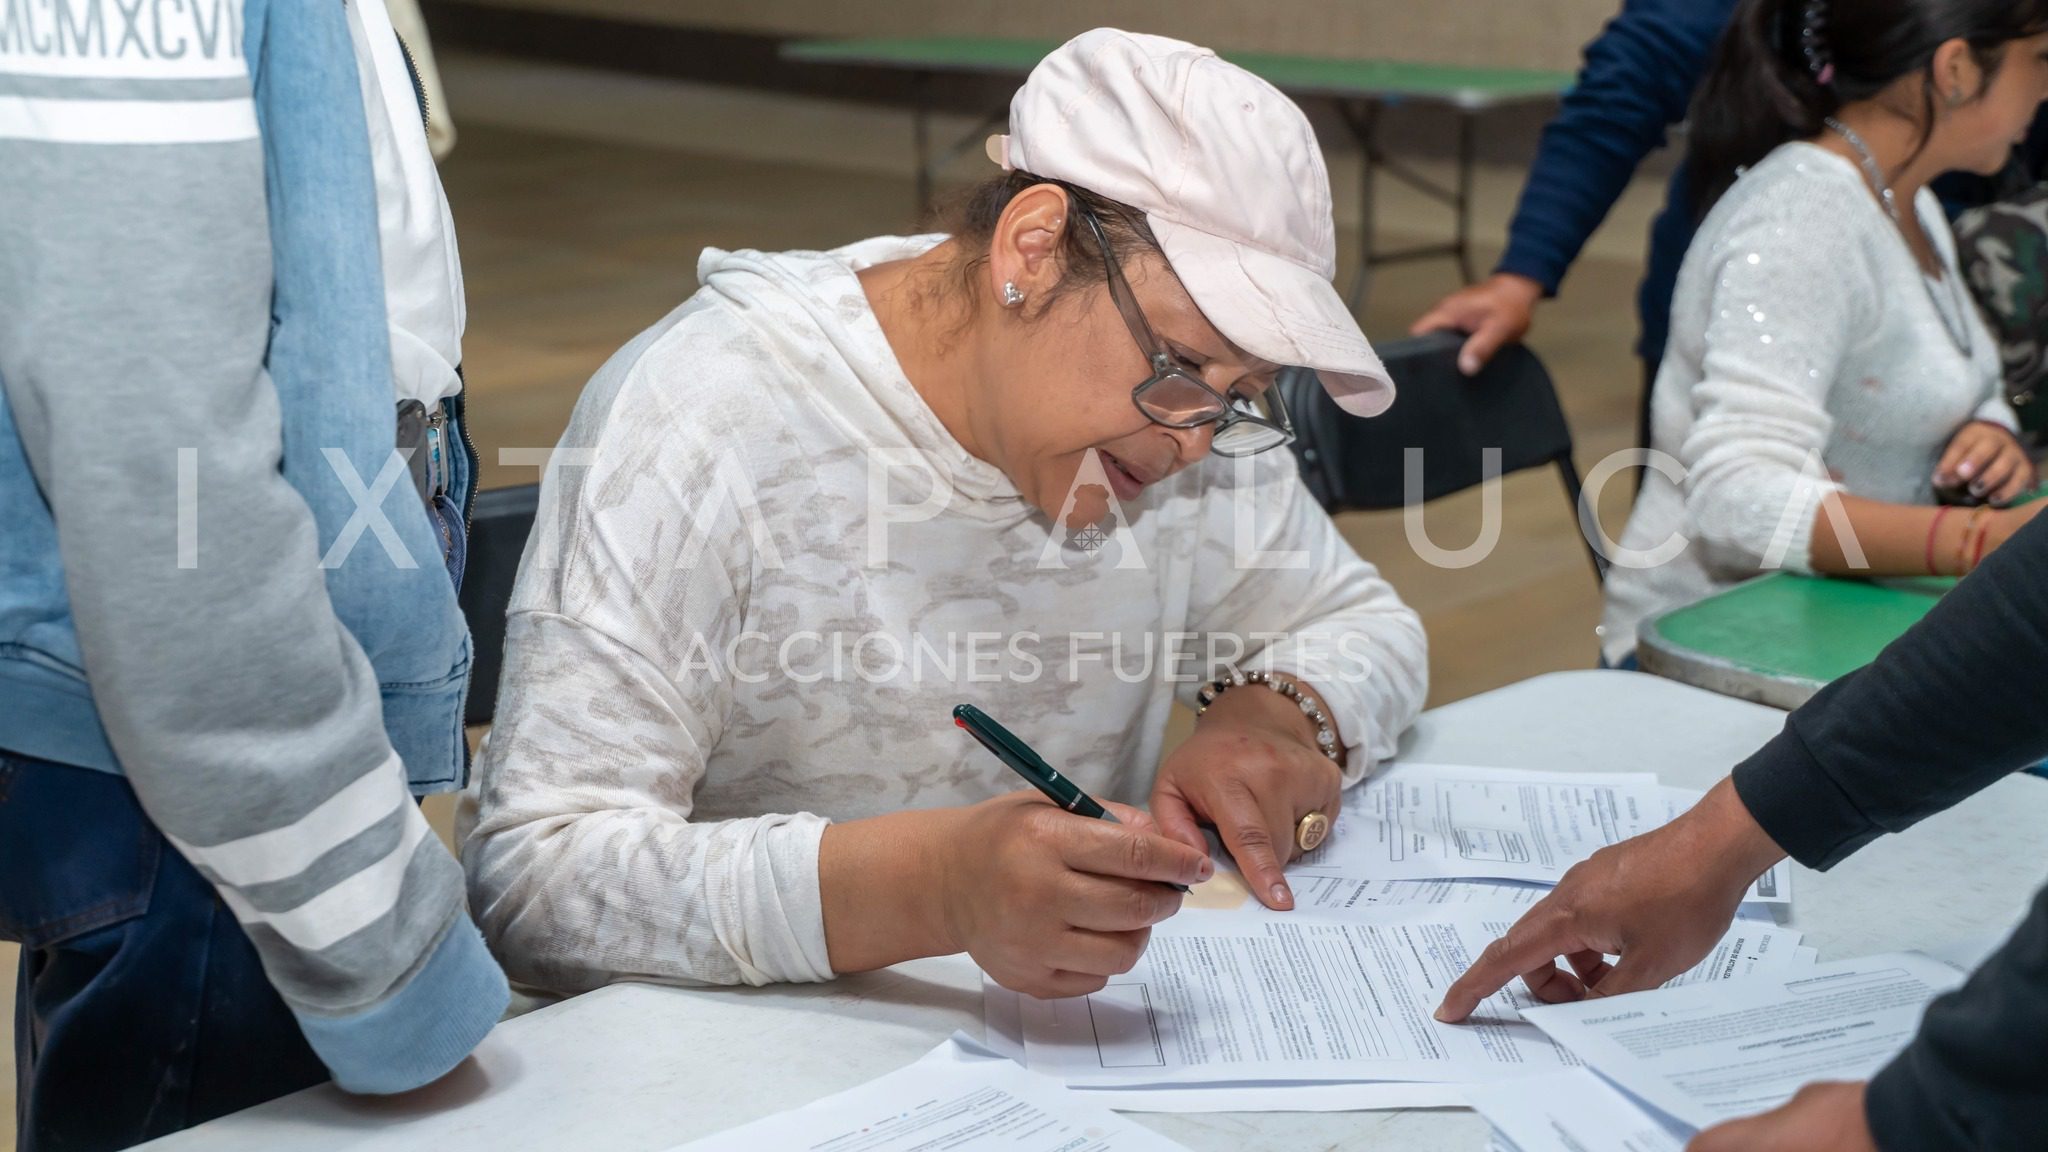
461;236;1428;991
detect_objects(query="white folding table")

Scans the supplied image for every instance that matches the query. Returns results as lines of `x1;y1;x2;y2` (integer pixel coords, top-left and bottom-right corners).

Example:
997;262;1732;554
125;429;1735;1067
140;670;2048;1151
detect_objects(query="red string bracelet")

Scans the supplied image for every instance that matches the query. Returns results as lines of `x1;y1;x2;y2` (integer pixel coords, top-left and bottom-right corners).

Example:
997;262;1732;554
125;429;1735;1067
1958;506;1991;575
1926;506;1956;576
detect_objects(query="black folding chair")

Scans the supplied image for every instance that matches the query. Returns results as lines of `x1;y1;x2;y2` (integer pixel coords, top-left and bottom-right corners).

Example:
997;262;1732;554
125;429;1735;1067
458;482;540;726
1282;331;1604;582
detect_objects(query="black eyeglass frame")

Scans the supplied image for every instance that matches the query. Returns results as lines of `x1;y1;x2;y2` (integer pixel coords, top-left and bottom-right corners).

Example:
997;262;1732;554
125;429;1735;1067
1070;203;1296;458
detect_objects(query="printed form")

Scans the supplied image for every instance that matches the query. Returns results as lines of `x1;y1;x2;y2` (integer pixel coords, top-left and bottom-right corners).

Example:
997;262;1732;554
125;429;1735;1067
1466;1069;1689;1152
1520;953;1964;1129
1013;910;1804;1087
1268;766;1788;904
1278;876;1785;920
1296;764;1664;883
667;1034;1190;1152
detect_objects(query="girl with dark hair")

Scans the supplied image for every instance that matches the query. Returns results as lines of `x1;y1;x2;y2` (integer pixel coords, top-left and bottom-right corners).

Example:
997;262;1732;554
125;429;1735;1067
1599;0;2048;667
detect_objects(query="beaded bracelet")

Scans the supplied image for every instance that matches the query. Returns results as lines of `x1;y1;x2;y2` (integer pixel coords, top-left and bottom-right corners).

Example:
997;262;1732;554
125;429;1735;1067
1195;668;1341;762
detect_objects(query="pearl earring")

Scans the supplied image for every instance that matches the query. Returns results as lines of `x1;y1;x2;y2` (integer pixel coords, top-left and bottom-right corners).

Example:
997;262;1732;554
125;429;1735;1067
1001;281;1026;308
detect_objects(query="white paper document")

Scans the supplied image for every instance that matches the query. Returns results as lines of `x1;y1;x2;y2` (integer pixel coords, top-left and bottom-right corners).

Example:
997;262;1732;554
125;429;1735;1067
1262;873;1789;919
1466;1069;1689;1152
1520;953;1964;1129
1295;763;1665;884
1084;1080;1469;1113
1268;766;1788;905
985;975;1468;1112
1291;876;1554;914
1013;911;1804;1088
667;1034;1190;1152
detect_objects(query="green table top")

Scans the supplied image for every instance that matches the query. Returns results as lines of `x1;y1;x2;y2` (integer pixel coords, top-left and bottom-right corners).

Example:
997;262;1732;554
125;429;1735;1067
1637;573;1952;709
781;36;1574;107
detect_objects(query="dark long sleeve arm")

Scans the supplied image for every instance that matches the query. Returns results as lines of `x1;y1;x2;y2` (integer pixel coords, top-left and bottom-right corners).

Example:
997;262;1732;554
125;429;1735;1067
1727;512;2048;1149
1495;0;1735;294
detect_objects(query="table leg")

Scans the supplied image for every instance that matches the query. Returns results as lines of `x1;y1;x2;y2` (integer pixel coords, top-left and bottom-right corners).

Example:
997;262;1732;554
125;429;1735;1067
913;70;933;221
1339;98;1383;313
1455;109;1476;285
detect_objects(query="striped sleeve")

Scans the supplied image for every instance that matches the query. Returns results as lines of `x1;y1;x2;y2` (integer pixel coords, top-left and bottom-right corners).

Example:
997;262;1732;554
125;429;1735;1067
0;0;504;1092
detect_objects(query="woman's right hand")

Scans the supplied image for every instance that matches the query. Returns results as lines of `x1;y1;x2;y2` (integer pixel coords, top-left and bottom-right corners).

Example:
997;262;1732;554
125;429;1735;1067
938;792;1213;999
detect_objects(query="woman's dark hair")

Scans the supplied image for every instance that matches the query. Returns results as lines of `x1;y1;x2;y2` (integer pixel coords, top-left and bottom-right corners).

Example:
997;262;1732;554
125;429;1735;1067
937;169;1161;316
1687;0;2048;214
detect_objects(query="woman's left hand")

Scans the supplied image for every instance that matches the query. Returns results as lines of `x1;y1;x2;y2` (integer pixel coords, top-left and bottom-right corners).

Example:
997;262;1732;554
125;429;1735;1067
1687;1082;1875;1152
1149;678;1343;911
1935;420;2035;504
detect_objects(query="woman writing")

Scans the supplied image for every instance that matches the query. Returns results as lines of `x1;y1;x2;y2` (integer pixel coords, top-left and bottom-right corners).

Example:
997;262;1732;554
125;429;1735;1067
462;30;1428;998
1599;0;2048;667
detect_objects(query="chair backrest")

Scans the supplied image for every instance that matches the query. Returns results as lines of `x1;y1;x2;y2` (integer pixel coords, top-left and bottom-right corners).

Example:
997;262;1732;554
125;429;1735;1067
1283;331;1576;512
458;482;540;727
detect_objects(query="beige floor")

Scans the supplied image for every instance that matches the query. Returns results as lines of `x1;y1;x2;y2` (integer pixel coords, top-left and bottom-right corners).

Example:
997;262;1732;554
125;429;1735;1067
0;73;1665;1152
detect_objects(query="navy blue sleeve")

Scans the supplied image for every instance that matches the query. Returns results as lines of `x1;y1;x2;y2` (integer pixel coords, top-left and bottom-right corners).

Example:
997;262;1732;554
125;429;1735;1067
1496;0;1738;294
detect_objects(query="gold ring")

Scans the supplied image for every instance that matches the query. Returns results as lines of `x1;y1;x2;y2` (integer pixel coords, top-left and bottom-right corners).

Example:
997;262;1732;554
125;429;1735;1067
1295;811;1330;853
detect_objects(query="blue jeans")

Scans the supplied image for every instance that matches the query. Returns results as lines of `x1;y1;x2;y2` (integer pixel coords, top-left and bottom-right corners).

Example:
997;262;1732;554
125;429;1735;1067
1;753;327;1152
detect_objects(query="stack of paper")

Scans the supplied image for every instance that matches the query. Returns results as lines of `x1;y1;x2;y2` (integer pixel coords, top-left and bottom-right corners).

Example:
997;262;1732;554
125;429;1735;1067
1470;952;1964;1149
667;1034;1193;1152
1466;1070;1688;1152
987;908;1807;1112
1274;764;1790;910
984;763;1808;1116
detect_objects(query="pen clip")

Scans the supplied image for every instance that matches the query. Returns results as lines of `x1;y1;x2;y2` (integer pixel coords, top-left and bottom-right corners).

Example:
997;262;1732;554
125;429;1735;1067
953;704;1057;782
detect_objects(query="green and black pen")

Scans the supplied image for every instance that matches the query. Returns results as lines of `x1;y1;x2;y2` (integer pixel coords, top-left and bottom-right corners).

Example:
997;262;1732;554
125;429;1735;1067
952;702;1190;893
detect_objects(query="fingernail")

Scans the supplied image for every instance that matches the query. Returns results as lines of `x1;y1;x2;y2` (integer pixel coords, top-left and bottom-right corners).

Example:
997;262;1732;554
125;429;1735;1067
1960;462;1977;478
1433;1006;1453;1023
1197;859;1215;881
1269;883;1293;908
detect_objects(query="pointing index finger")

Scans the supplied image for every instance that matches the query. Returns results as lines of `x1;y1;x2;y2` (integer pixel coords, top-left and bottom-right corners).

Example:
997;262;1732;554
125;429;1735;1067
1434;900;1585;1022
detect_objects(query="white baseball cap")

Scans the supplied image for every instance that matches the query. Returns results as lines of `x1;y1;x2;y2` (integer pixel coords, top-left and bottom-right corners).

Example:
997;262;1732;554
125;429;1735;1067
988;28;1394;418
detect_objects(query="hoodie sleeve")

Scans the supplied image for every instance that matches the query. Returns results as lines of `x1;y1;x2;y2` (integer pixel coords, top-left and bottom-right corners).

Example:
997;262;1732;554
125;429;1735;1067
462;350;835;992
1180;451;1428;783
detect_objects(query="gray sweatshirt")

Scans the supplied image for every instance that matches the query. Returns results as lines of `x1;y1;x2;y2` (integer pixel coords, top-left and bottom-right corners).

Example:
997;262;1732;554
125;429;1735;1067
0;0;504;1094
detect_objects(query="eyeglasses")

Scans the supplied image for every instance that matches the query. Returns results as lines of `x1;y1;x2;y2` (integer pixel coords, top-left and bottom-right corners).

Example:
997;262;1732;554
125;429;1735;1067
1072;204;1295;458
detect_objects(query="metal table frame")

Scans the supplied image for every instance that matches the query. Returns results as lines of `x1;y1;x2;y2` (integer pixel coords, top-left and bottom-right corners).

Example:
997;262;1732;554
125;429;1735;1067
780;38;1572;312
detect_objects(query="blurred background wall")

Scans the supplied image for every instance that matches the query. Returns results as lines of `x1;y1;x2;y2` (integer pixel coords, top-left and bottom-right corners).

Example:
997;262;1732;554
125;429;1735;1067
428;0;1616;69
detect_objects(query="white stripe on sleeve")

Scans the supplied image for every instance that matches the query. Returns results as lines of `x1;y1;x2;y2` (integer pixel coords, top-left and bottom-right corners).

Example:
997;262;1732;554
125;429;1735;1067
216;810;434;952
166;754;410;887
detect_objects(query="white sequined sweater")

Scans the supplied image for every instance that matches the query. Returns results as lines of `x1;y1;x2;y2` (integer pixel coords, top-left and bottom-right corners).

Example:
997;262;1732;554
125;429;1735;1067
1600;142;2013;664
460;236;1428;993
